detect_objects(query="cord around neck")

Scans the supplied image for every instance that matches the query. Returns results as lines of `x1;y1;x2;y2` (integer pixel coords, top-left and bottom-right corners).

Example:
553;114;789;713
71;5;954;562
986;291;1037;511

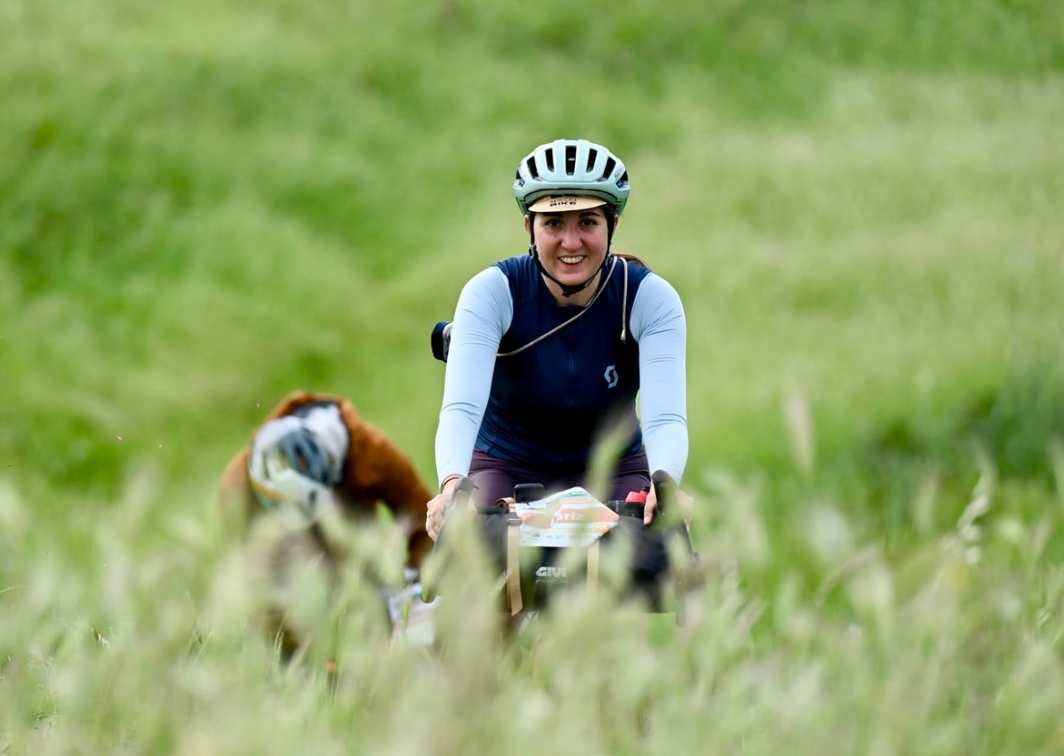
498;256;620;358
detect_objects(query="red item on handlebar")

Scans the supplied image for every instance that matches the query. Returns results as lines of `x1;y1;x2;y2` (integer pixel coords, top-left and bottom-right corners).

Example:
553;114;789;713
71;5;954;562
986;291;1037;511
625;490;648;504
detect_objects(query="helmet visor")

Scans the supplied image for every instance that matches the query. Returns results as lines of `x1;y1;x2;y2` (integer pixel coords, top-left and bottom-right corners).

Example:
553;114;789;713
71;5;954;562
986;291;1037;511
527;195;608;213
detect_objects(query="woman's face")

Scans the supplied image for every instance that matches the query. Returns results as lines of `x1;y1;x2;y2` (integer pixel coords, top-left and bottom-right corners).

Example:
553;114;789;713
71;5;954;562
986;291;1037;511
526;207;611;290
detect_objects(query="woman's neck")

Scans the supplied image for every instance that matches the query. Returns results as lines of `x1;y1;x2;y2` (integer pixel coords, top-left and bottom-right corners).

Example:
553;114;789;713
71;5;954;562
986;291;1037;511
542;274;599;307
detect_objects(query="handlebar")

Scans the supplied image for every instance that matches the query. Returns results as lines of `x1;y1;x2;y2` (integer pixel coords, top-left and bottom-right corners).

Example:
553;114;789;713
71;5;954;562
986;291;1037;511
507;470;676;525
442;474;672;527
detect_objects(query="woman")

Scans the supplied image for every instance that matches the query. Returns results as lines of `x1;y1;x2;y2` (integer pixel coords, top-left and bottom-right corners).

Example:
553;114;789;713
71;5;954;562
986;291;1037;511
426;138;687;540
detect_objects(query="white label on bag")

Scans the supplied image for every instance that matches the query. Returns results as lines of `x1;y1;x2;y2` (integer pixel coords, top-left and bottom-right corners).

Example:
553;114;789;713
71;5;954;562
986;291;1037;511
513;487;619;548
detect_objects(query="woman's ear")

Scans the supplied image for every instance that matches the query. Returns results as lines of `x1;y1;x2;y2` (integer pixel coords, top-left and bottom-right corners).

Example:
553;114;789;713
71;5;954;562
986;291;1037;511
614;214;622;229
523;214;531;234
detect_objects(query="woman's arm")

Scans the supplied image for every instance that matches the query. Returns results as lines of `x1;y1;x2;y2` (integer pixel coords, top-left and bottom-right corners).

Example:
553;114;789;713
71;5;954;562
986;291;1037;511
434;267;513;486
630;273;688;483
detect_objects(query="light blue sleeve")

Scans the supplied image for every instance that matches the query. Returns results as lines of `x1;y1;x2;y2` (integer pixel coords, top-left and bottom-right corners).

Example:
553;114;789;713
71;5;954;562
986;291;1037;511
630;273;688;483
434;267;513;486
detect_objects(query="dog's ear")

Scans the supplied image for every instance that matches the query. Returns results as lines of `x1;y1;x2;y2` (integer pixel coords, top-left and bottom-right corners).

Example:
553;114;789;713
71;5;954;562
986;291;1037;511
331;394;363;430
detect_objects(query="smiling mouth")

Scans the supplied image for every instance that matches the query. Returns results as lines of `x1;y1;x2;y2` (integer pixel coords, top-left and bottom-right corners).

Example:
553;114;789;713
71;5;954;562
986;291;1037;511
559;255;585;265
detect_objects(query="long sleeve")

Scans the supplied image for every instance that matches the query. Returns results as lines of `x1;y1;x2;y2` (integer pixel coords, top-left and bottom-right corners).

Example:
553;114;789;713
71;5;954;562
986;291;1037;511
630;273;688;483
434;267;513;486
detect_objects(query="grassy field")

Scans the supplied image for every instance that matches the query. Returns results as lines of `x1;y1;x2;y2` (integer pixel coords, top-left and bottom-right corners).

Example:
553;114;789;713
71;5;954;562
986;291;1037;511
3;0;1064;752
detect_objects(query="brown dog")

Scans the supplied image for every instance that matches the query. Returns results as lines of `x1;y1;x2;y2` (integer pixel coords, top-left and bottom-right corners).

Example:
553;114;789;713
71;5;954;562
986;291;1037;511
217;390;432;656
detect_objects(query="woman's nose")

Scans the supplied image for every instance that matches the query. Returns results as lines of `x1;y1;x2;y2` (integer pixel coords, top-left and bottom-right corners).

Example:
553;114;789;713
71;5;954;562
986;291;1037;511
559;226;582;249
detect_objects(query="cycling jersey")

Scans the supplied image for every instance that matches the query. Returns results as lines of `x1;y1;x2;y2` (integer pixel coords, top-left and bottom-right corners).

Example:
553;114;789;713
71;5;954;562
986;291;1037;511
436;253;687;486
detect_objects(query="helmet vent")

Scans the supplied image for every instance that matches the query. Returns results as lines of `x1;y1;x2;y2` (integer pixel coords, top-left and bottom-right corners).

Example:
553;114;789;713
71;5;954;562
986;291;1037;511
565;144;577;175
601;157;616;180
617;170;629;188
544;149;554;172
526;157;539;179
586;148;598;172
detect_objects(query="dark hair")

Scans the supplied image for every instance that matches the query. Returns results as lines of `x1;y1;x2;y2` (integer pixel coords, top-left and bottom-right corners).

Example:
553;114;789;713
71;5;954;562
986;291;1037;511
613;252;649;267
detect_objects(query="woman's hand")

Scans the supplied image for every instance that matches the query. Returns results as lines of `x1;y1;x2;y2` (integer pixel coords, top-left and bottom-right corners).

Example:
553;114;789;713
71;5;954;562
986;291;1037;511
644;482;693;525
644;483;659;525
425;476;462;541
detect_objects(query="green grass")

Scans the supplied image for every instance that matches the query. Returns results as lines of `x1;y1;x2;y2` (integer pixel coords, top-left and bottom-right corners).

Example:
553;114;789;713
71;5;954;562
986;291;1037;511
3;0;1064;752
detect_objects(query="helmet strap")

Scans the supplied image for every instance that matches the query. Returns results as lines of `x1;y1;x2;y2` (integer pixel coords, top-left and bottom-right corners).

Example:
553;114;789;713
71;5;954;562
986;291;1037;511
528;242;609;298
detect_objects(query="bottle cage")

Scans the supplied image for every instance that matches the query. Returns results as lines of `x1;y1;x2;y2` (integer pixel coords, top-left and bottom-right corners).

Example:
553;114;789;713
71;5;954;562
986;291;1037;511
431;256;629;363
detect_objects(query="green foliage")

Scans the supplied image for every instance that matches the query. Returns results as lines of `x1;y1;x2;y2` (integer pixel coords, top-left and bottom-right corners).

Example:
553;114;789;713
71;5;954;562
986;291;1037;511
2;0;1064;751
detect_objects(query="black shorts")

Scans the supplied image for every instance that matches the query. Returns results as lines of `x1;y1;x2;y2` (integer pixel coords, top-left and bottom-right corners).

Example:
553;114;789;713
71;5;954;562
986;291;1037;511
468;449;651;506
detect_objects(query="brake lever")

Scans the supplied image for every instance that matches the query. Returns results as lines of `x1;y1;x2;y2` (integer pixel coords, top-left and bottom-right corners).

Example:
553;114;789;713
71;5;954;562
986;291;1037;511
651;469;674;523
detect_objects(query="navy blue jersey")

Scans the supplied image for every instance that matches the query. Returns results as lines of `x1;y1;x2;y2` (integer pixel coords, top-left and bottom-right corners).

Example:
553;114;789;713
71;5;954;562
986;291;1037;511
436;255;688;486
473;254;652;471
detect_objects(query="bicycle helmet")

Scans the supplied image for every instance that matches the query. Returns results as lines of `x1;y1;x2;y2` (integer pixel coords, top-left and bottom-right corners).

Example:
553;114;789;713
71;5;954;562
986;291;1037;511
246;406;348;518
514;139;630;297
513;139;630;216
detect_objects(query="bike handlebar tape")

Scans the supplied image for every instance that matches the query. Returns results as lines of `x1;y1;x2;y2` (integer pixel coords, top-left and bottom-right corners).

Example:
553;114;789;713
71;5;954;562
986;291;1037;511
617;501;647;520
651;470;674;519
513;482;546;503
453;475;476;495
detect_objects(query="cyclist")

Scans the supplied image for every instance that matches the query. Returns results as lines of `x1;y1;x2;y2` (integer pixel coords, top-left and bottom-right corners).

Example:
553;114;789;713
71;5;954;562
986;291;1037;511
427;138;687;540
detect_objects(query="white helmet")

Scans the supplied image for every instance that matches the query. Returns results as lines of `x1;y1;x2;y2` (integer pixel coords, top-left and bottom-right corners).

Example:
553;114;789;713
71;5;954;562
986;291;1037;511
248;445;334;520
247;408;348;520
513;139;630;216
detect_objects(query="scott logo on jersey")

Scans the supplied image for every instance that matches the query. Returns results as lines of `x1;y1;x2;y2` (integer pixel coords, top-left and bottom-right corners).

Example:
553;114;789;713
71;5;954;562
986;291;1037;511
604;365;619;388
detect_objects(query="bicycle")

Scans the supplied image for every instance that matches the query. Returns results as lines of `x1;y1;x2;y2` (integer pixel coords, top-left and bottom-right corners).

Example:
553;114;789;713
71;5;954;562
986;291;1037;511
424;470;698;621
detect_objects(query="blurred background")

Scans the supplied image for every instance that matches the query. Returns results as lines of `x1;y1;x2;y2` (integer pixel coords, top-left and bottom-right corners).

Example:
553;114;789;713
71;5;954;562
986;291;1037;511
4;0;1061;531
3;0;1064;751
